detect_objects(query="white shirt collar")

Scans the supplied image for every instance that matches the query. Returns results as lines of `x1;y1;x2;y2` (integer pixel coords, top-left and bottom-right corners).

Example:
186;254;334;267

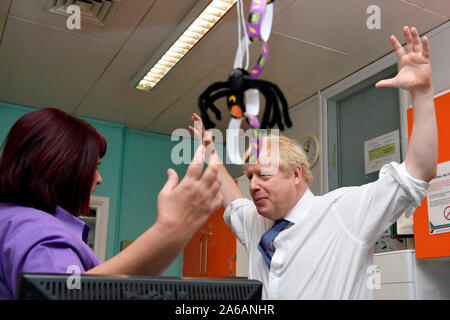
283;188;315;224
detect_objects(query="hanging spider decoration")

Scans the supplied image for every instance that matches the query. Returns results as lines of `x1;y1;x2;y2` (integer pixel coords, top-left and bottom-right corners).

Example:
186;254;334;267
197;68;293;131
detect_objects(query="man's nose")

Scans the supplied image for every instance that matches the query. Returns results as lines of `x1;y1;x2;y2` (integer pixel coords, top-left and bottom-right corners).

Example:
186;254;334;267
249;176;261;193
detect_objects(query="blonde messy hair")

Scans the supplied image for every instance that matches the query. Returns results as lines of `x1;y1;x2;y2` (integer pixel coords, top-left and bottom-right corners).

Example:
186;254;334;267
244;134;313;186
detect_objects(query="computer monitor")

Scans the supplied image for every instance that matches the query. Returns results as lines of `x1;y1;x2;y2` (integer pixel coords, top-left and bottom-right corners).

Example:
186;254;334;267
16;273;262;300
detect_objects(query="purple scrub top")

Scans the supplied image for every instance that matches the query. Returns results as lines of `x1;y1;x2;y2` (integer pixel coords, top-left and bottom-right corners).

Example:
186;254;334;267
0;203;102;299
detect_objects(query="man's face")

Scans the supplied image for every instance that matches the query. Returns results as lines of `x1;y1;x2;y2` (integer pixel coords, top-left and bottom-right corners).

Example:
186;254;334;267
245;161;298;221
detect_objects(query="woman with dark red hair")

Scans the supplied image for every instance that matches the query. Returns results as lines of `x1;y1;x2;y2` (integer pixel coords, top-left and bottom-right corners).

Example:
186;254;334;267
0;108;223;299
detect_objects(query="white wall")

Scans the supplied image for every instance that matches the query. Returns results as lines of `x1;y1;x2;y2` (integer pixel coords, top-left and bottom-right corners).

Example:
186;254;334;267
283;95;322;196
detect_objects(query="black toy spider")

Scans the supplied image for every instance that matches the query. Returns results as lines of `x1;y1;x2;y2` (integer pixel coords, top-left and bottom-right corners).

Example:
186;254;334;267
197;68;292;131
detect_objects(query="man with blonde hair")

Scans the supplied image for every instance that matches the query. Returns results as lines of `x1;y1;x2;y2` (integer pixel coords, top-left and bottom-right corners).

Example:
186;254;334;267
243;134;313;186
189;26;436;299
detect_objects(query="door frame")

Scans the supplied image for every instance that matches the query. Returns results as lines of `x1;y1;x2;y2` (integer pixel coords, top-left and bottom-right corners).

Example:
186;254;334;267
319;52;408;194
89;195;110;262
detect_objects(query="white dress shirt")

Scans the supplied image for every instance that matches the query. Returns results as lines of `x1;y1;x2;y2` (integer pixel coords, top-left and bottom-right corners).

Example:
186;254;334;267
224;162;429;299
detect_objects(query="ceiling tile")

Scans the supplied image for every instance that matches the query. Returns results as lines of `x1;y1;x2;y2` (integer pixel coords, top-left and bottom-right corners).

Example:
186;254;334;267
285;1;447;105
185;0;299;72
0;12;8;42
75;80;177;130
283;87;314;108
149;58;212;99
290;53;367;96
0;17;120;112
0;0;11;43
98;46;156;87
262;32;344;90
272;0;421;55
380;6;447;38
144;97;198;135
214;32;343;107
185;7;238;71
146;92;248;137
404;0;436;7
124;0;198;52
0;0;10;13
183;69;229;101
9;0;155;45
1;17;120;77
0;59;87;113
273;0;298;17
426;0;450;18
0;0;447;137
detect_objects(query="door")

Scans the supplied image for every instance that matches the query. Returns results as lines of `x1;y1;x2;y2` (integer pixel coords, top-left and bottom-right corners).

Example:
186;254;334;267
327;65;401;190
327;65;409;245
183;207;237;278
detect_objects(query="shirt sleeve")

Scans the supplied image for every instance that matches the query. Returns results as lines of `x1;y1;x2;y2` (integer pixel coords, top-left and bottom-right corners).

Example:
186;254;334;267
223;198;257;250
333;161;429;245
5;230;88;298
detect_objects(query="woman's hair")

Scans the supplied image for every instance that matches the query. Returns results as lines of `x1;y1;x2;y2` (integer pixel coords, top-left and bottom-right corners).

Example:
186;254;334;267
244;134;313;186
0;108;106;216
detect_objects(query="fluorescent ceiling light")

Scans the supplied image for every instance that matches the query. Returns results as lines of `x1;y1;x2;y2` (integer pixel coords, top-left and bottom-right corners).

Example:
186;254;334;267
133;0;237;91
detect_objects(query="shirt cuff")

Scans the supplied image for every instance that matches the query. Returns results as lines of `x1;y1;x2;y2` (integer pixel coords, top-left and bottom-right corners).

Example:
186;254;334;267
380;162;430;218
224;198;254;216
224;198;254;223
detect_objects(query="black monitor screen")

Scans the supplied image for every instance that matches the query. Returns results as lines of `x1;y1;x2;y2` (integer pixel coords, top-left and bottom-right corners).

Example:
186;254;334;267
16;273;262;300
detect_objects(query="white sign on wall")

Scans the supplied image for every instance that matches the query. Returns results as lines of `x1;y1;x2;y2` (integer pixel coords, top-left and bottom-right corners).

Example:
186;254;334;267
364;130;401;175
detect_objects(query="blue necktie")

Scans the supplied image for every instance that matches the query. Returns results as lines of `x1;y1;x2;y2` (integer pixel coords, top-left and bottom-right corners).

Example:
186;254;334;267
258;219;289;268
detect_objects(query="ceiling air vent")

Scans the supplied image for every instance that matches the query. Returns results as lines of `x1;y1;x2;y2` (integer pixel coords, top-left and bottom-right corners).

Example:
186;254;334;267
47;0;121;26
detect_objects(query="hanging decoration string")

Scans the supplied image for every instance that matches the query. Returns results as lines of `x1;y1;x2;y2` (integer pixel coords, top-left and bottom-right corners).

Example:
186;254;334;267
227;0;274;164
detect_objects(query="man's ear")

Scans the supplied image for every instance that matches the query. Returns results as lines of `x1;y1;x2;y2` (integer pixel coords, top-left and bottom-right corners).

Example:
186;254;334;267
293;165;303;186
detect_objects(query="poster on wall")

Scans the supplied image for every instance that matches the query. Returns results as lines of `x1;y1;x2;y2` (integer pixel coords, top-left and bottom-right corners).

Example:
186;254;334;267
364;130;401;175
427;160;450;235
407;89;450;258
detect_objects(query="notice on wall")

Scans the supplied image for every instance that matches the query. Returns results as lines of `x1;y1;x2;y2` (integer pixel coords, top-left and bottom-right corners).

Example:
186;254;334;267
427;161;450;235
364;130;401;174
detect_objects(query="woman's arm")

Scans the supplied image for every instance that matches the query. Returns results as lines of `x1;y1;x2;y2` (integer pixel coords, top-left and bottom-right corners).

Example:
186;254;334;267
87;145;223;275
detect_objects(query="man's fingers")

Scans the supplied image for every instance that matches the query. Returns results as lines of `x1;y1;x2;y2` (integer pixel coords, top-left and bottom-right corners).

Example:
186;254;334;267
390;35;406;60
185;145;205;180
188;125;203;140
203;130;214;146
191;113;201;122
422;36;431;59
403;26;414;53
410;27;422;53
189;113;206;141
375;78;398;88
191;113;204;130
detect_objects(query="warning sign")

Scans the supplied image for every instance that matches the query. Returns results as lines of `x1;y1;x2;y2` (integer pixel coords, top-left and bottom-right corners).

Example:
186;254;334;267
428;161;450;235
